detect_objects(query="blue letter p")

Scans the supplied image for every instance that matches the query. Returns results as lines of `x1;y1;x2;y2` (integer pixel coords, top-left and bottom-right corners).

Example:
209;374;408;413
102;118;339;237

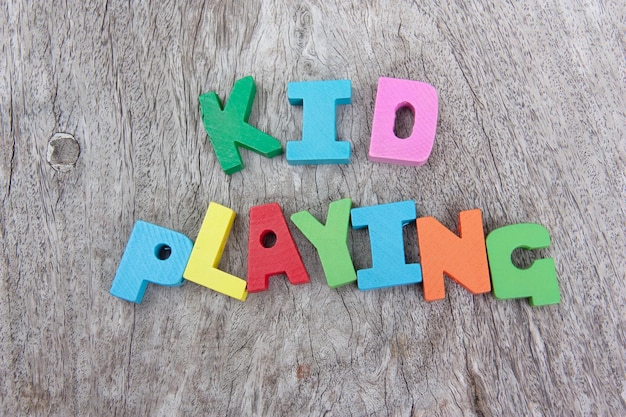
110;221;193;303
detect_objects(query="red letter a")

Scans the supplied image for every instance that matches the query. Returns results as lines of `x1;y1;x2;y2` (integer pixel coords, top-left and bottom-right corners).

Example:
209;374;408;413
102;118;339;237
247;203;310;292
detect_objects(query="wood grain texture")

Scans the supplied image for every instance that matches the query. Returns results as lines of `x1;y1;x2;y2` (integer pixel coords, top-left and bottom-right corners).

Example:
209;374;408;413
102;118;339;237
1;1;624;416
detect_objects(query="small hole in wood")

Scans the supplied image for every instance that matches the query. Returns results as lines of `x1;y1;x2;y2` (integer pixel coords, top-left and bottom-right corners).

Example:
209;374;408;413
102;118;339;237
261;231;277;248
155;244;172;260
47;132;80;172
394;104;415;139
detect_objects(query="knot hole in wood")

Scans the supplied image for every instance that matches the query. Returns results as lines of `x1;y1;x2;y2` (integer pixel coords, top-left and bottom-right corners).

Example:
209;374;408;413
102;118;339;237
47;132;80;172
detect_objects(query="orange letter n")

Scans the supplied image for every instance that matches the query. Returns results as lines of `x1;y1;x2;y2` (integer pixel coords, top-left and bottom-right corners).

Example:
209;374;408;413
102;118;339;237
416;209;491;301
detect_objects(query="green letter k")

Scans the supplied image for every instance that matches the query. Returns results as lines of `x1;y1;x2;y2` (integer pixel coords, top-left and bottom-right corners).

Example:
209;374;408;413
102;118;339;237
199;76;283;174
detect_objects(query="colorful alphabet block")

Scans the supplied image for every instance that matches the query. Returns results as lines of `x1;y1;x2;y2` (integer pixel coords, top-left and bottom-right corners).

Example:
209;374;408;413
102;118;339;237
183;202;248;301
416;209;491;301
290;198;357;288
247;203;310;292
368;77;438;166
199;76;283;174
351;200;422;289
111;203;560;306
110;221;193;303
286;80;352;164
486;223;561;306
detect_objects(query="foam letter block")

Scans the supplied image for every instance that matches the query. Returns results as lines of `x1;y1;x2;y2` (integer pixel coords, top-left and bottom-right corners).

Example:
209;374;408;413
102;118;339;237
350;201;422;290
416;209;491;302
368;77;438;166
247;203;310;292
486;223;560;306
290;198;357;288
183;202;248;301
286;80;352;164
199;76;283;174
110;221;193;303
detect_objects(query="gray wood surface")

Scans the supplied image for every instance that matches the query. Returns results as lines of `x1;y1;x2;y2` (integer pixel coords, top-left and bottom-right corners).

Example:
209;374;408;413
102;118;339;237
1;1;624;416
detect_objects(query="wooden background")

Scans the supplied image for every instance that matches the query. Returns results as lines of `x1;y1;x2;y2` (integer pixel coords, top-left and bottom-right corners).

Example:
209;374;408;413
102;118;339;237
1;1;624;416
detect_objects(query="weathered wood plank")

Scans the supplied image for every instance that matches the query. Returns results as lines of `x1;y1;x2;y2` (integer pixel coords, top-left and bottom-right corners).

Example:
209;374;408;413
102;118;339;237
0;1;624;415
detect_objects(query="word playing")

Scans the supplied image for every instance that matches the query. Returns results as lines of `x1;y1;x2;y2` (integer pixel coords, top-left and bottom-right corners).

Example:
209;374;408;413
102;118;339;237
199;76;438;174
110;199;561;306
